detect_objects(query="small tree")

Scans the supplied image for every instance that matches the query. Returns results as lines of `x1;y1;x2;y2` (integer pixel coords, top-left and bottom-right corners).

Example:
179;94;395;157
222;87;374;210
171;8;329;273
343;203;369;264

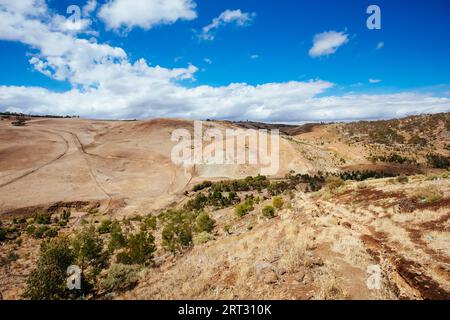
117;230;155;265
195;211;215;233
262;205;275;218
162;223;192;253
108;221;127;252
72;225;108;279
24;237;75;300
159;210;194;253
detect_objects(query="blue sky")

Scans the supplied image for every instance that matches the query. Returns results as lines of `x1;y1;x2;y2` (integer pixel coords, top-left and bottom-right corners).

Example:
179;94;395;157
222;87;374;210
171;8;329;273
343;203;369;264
0;0;449;122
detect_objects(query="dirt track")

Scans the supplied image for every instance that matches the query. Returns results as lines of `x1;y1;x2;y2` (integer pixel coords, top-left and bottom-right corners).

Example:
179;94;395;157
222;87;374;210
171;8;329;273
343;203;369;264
1;117;343;218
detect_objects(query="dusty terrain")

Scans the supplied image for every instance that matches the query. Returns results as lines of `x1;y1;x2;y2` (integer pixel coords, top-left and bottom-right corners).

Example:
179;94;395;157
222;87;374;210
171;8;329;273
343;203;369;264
0;117;368;217
0;113;449;300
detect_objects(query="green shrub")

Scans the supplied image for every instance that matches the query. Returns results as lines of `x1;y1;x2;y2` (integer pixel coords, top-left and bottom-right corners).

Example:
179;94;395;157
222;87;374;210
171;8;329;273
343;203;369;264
116;230;155;266
234;198;254;218
262;205;275;218
72;225;108;278
193;231;214;245
99;264;139;293
427;154;450;169
162;223;192;253
34;213;52;225
44;227;59;239
0;250;18;267
161;211;193;253
142;215;157;231
0;228;6;241
195;211;215;233
108;221;127;252
60;209;71;221
24;237;75;300
272;196;284;209
97;219;112;234
223;224;231;234
192;181;212;192
33;225;50;239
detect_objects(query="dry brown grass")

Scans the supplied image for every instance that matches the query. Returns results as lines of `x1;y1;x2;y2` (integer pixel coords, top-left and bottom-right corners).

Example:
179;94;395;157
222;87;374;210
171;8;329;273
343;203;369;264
315;273;349;300
412;186;443;203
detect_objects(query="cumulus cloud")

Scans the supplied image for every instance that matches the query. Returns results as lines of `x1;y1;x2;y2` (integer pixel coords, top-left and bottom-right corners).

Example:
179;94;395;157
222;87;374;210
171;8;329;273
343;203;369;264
369;78;382;84
200;9;255;41
98;0;197;31
0;1;449;122
309;30;349;58
250;54;259;59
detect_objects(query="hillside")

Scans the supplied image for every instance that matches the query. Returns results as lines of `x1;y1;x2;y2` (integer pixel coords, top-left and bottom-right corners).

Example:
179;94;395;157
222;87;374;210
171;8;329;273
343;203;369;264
0;112;449;300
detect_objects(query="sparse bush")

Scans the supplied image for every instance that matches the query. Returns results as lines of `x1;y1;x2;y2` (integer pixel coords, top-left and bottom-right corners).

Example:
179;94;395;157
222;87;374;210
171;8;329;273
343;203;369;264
195;211;215;233
192;181;212;192
223;224;232;234
262;205;275;218
234;198;254;218
427;154;450;169
162;222;192;252
193;231;214;245
72;225;108;278
44;227;59;238
34;213;52;225
24;237;75;300
142;215;157;230
117;230;155;266
60;209;71;221
32;225;50;239
108;221;127;252
99;264;139;293
0;228;6;241
272;196;284;209
0;250;18;267
97;219;112;234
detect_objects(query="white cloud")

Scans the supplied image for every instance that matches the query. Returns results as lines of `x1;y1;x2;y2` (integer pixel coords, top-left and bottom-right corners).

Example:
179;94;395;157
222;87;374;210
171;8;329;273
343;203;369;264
376;41;384;50
250;54;259;59
369;78;382;84
200;9;255;41
203;58;212;64
309;30;349;58
0;1;449;122
98;0;197;31
82;0;97;17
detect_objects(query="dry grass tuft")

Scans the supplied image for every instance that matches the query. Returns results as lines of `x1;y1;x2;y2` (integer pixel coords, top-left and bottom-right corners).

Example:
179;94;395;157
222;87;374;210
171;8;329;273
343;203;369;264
412;186;443;204
315;274;349;300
